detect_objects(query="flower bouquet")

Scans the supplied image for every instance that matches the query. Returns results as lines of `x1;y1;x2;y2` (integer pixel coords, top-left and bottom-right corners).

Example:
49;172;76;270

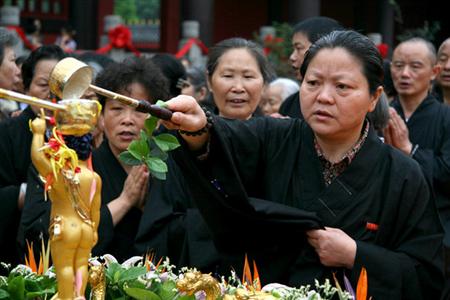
0;251;369;300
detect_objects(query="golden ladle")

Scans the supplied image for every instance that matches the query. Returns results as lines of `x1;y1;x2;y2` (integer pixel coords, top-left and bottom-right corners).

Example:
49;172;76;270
49;57;173;120
0;88;66;111
0;88;101;136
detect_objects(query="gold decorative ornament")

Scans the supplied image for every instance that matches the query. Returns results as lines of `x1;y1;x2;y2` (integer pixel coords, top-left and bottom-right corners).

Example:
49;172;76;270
176;271;221;300
55;99;101;136
88;264;106;300
49;57;173;120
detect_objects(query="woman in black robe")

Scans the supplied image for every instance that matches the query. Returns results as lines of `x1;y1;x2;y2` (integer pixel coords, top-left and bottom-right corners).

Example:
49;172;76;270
160;30;444;299
136;38;276;275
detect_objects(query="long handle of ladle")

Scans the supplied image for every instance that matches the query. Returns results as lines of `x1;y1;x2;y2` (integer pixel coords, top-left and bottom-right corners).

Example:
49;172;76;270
89;84;173;120
0;88;66;111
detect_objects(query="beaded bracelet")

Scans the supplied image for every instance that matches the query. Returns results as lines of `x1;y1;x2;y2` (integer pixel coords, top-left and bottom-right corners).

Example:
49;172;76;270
178;106;213;136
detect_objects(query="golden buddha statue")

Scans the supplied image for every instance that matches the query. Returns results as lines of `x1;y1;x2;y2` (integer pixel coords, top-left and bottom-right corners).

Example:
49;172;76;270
30;100;102;300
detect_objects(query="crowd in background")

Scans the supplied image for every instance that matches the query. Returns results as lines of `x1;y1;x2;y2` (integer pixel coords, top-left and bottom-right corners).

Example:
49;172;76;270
1;14;450;299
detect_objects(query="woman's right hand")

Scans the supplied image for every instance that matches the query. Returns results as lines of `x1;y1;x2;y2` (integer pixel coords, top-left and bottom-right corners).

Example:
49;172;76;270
161;95;210;151
161;95;207;133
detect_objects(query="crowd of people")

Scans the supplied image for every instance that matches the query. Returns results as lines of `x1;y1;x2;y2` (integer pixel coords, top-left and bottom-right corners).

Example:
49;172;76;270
1;15;450;299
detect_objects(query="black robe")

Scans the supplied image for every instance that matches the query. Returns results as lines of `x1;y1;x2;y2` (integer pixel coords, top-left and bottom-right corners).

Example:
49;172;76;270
19;140;143;262
135;157;224;272
391;95;450;226
172;116;444;300
136;124;320;278
0;107;35;265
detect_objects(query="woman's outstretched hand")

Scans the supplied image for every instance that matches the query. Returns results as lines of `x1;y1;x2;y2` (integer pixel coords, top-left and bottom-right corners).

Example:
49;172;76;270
161;95;206;131
161;95;209;151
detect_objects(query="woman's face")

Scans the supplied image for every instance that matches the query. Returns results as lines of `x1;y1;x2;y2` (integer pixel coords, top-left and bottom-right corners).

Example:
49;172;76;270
102;82;150;157
27;59;58;99
300;48;380;142
209;48;265;120
289;32;311;80
0;47;21;90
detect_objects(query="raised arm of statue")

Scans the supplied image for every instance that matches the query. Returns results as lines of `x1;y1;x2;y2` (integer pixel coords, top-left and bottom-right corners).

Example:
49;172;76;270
30;113;52;177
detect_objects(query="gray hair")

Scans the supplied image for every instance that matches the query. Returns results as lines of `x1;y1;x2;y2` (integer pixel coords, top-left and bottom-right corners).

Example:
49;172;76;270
269;78;299;101
0;27;18;64
367;91;390;131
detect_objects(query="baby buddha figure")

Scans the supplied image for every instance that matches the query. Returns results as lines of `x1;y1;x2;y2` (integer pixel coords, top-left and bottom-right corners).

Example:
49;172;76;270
30;99;102;300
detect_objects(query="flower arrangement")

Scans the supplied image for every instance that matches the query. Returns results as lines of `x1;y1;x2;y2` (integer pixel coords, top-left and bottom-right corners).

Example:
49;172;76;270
0;252;369;300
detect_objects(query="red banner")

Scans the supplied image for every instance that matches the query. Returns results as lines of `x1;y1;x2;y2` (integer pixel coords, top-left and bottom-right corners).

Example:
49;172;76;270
96;25;140;56
175;38;208;59
7;25;37;51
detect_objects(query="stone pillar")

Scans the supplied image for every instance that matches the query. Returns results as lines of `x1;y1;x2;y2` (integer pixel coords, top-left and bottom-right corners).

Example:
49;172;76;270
0;6;26;56
179;20;206;68
100;15;123;47
368;33;382;45
99;15;131;62
0;6;20;26
288;0;321;24
260;26;276;40
182;0;214;46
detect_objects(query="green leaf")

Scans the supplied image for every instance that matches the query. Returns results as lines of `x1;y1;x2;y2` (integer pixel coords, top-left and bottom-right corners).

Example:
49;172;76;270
153;134;180;152
0;289;10;299
145;116;159;136
149;145;168;161
119;151;143;166
25;288;55;298
124;286;162;300
151;170;166;180
140;130;148;142
157;280;177;300
118;266;147;283
128;138;149;160
145;157;168;174
7;276;25;300
105;262;122;282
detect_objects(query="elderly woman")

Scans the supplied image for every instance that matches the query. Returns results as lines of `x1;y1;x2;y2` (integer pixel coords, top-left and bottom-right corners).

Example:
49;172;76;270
161;30;443;299
260;77;299;115
136;37;272;272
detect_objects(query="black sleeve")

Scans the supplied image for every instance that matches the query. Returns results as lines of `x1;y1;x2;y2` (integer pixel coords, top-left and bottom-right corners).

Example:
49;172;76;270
18;166;50;258
171;117;322;251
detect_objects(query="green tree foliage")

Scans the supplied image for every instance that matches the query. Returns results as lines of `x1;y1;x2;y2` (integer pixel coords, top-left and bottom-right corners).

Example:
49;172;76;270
115;0;160;22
